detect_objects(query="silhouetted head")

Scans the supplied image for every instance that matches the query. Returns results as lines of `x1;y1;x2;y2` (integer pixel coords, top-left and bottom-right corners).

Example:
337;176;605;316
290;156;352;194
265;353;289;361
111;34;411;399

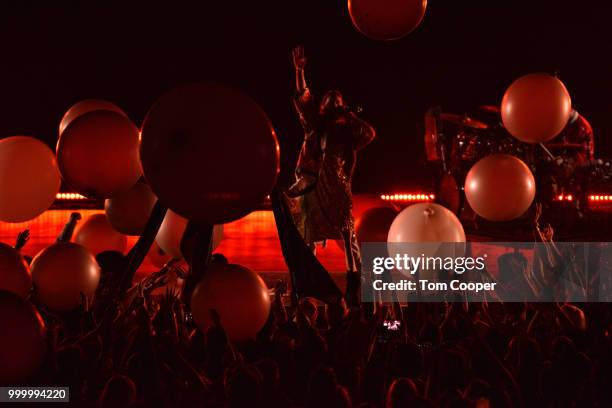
99;374;137;408
298;297;318;324
211;252;229;264
386;377;418;408
326;299;347;329
96;251;126;275
319;90;345;117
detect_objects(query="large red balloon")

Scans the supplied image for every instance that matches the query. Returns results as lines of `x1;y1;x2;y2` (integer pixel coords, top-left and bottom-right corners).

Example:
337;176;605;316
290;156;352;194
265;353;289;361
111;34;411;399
501;73;572;143
0;290;46;385
464;154;536;221
57;110;141;198
356;206;399;243
140;83;280;224
59;99;126;136
74;213;128;255
105;182;157;236
191;263;270;342
348;0;427;41
0;242;31;298
0;136;61;223
156;210;223;259
334;194;394;250
31;243;100;311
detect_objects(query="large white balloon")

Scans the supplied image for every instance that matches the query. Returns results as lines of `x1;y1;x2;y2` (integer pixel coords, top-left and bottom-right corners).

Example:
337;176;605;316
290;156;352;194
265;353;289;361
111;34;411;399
387;203;466;278
156;210;223;259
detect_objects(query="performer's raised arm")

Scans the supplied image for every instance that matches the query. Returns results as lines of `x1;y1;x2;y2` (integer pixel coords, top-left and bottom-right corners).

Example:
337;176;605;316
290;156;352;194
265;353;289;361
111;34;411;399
292;46;308;95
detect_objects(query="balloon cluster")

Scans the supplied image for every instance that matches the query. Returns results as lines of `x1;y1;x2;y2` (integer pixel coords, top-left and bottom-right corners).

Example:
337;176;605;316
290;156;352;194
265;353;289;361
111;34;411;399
0;82;280;364
357;73;571;260
463;73;570;221
345;0;566;224
0;4;579;368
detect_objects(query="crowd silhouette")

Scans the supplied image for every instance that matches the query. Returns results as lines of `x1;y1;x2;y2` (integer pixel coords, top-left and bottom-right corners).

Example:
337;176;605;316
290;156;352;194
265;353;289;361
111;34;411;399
10;209;610;407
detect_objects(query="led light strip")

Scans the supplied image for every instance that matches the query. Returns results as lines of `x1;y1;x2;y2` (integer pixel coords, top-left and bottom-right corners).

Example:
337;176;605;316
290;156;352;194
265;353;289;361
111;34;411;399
380;193;435;201
589;195;612;202
55;193;87;200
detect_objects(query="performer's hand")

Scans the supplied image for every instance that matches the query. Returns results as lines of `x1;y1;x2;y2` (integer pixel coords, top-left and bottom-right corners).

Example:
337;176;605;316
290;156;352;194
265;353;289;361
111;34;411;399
533;202;542;227
292;46;306;69
541;223;554;242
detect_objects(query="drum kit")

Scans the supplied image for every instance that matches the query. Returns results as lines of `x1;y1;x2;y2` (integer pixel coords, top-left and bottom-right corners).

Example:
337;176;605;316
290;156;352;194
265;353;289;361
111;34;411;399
429;105;596;222
439;107;532;166
430;105;527;215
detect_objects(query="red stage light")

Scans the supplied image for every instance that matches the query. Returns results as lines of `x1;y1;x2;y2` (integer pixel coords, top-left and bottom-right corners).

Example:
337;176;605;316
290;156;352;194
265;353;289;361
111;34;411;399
380;192;435;202
55;193;87;200
588;194;612;202
587;193;612;212
553;194;574;202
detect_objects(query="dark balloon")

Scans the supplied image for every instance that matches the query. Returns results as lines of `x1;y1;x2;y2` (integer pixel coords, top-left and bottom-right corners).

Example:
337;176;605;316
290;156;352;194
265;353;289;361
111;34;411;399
31;243;100;311
352;194;393;220
0;290;46;385
334;194;393;250
57;110;141;198
355;206;399;243
74;213;128;256
105;182;157;236
349;0;427;41
191;263;270;342
464;154;536;221
140;83;279;224
59;99;126;136
0;242;31;298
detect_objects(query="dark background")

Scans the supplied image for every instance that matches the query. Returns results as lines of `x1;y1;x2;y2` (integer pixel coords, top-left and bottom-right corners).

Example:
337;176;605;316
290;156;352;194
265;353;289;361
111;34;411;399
1;0;610;193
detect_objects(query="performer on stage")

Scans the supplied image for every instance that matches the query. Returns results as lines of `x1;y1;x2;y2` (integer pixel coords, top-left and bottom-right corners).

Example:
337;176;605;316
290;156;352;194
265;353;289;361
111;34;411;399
544;109;594;164
287;46;376;306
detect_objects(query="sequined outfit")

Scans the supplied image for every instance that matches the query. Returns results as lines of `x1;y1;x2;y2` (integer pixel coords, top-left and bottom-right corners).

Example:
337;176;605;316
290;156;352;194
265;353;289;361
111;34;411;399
289;88;375;272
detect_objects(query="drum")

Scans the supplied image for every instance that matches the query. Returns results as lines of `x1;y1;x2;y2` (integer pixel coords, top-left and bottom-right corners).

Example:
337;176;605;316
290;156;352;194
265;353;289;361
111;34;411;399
450;130;490;163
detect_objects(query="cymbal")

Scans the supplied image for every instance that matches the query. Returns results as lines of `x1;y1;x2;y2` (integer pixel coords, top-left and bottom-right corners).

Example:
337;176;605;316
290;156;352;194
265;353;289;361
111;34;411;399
440;113;489;129
479;105;501;113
